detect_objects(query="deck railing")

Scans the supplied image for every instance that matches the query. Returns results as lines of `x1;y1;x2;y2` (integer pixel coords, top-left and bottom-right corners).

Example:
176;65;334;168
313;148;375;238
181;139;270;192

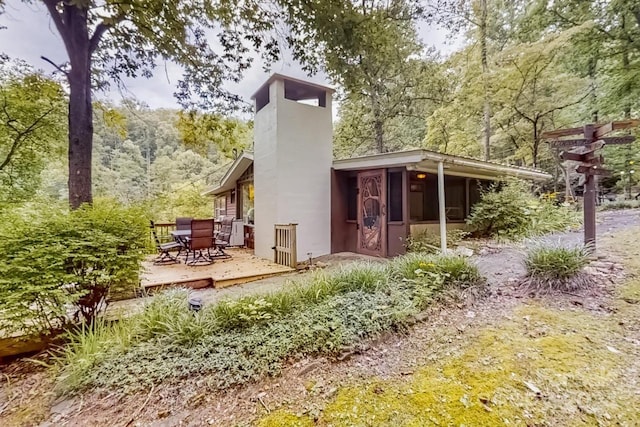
274;223;297;268
148;222;177;253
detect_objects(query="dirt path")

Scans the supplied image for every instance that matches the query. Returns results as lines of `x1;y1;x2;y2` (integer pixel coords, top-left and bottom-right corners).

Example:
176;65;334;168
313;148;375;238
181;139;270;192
476;208;640;288
1;210;639;427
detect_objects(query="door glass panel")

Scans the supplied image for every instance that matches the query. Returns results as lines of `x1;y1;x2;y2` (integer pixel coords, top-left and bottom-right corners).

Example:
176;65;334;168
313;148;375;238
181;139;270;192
360;174;382;252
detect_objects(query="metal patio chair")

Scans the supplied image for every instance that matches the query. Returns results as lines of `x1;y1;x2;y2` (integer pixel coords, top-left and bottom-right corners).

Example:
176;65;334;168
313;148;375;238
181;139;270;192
150;220;182;264
186;218;215;266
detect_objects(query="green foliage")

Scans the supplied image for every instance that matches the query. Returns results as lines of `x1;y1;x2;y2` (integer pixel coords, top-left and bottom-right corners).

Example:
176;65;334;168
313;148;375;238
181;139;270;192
0;201;148;337
176;111;252;160
525;245;589;281
287;0;432;154
211;263;388;330
523;244;592;293
466;180;579;239
0;61;66;207
406;229;470;253
53;254;483;394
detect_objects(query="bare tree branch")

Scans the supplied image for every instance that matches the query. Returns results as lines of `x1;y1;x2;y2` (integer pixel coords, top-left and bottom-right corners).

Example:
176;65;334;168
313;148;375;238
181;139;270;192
40;56;68;76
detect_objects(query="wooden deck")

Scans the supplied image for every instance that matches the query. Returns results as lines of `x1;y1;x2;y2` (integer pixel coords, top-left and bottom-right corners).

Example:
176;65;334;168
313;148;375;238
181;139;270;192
141;248;294;292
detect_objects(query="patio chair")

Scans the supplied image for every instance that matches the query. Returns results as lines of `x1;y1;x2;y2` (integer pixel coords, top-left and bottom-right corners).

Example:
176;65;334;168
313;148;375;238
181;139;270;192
150;220;182;265
186;218;215;266
211;216;233;260
176;217;193;230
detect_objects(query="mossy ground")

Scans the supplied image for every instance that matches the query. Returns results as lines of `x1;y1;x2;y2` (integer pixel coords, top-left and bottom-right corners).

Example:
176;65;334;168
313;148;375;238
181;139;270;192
258;228;640;427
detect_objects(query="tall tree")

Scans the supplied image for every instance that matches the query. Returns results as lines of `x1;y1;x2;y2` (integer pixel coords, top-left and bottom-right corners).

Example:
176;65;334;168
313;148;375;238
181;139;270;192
4;1;278;208
285;0;426;153
491;26;591;168
428;0;505;160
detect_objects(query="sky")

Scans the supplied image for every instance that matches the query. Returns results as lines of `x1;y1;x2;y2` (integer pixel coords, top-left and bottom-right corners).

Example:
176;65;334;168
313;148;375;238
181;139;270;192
0;1;460;112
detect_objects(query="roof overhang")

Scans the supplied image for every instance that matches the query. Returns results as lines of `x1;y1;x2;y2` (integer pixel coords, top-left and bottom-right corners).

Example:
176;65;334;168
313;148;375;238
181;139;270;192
203;153;253;196
250;73;335;100
332;149;551;182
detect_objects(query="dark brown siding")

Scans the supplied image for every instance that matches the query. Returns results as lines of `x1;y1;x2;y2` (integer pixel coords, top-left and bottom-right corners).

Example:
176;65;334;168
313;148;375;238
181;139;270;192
387;167;408;257
331;169;357;253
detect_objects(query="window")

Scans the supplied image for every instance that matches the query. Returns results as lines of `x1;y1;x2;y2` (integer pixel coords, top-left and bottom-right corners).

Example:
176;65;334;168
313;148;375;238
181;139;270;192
240;182;254;224
408;172;467;222
347;176;357;221
388;171;403;222
444;176;466;221
214;196;226;218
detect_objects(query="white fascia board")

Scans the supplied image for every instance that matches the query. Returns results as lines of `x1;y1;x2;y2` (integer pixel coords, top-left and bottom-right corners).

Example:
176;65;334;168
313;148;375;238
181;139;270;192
202;153;254;196
332;149;425;170
419;152;552;182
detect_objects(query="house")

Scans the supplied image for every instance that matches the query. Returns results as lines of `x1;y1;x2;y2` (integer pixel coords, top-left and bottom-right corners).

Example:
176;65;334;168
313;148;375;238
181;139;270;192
204;74;551;262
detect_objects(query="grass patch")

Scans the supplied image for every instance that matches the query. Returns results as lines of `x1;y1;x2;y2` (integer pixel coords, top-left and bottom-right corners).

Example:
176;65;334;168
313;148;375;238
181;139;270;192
53;254;483;394
522;245;593;293
260;304;640;426
598;199;640;211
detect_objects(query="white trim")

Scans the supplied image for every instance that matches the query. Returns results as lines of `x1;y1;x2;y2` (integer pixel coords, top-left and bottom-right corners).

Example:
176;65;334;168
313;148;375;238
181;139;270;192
202;153;254;196
437;161;447;252
250;73;335;100
333;149;551;181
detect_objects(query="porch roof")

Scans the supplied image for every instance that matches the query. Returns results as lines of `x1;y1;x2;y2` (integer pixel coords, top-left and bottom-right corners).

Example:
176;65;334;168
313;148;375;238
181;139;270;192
203;152;253;196
332;149;552;181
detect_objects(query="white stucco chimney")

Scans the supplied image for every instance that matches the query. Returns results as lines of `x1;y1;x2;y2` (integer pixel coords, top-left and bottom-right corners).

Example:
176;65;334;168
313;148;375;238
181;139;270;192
251;74;334;262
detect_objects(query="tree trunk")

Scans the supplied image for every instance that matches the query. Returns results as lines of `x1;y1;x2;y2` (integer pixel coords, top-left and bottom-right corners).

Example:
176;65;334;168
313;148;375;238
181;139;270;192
371;93;384;153
480;0;491;161
65;6;94;209
532;121;539;168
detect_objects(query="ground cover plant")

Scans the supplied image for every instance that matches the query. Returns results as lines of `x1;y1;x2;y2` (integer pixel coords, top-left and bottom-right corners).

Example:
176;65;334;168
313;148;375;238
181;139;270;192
53;253;483;394
521;244;593;293
466;180;579;240
258;303;640;426
405;229;470;253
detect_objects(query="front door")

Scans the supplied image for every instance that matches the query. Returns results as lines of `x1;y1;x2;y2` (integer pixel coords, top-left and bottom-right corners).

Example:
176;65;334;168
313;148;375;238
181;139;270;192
357;169;387;257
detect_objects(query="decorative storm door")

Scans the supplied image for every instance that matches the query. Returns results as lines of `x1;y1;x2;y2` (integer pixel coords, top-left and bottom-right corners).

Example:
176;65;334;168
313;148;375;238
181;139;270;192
357;170;387;257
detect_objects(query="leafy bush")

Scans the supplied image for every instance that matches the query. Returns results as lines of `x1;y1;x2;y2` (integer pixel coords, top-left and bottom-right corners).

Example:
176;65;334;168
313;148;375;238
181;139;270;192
466;179;579;239
406;229;470;253
0;201;147;337
53;253;484;394
522;245;592;293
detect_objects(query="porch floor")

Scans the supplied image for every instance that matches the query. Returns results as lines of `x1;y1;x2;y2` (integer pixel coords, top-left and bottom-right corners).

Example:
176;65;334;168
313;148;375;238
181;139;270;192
141;248;294;291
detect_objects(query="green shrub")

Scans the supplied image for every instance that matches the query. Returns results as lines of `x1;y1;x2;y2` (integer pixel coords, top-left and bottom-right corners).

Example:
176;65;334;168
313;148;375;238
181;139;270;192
0;200;147;337
390;252;481;287
523;245;592;292
54;254;484;394
466;179;579;239
406;229;470;253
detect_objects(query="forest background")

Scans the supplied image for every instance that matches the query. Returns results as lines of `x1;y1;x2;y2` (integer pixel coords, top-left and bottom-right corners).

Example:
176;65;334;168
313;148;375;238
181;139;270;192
1;0;639;220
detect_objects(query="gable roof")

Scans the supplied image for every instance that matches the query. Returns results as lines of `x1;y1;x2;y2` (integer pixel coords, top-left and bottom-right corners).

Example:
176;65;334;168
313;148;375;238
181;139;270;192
202;152;253;196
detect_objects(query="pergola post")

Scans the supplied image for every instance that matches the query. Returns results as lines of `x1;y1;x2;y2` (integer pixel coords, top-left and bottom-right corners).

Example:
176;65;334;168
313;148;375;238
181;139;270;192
437;161;447;252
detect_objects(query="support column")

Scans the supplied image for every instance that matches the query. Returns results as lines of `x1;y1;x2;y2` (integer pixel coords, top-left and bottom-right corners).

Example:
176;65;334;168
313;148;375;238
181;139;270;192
438;161;447;252
583;124;596;252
